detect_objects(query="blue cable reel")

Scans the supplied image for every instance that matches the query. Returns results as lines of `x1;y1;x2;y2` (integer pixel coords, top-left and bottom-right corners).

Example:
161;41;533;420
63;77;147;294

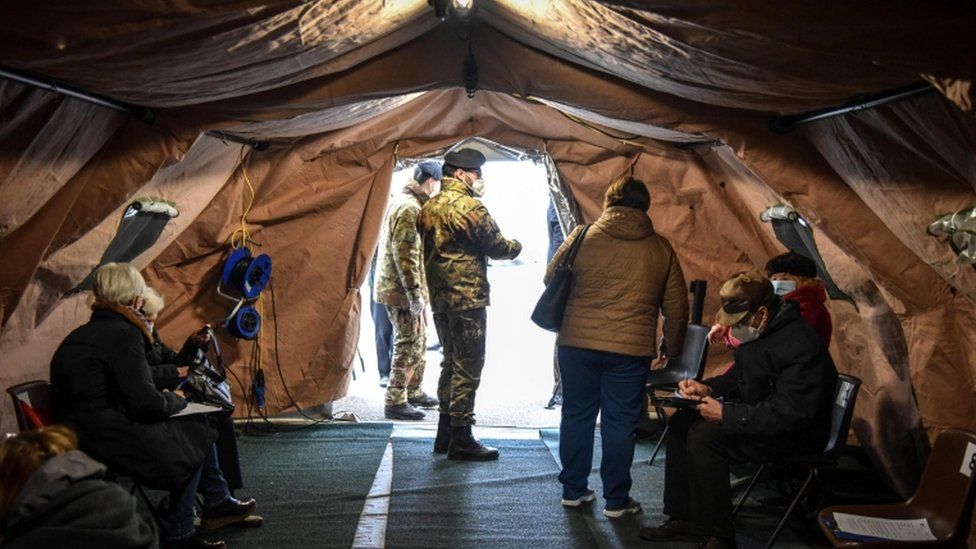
220;248;272;299
218;247;272;339
227;304;262;340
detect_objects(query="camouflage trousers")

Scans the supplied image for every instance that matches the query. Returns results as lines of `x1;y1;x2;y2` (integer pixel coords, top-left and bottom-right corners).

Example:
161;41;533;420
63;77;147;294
432;307;487;427
384;306;427;406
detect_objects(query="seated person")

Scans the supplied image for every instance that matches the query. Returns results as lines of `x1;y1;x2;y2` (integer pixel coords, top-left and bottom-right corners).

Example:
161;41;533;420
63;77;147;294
140;287;209;391
640;270;838;549
708;250;832;349
140;287;257;529
0;425;156;549
49;262;247;549
764;250;832;347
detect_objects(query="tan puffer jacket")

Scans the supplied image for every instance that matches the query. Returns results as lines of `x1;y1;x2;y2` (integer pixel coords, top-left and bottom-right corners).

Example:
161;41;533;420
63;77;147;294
545;206;689;358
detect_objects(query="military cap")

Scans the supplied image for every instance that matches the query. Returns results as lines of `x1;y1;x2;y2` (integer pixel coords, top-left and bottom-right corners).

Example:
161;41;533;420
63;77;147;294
414;161;443;182
444;148;486;170
715;269;774;326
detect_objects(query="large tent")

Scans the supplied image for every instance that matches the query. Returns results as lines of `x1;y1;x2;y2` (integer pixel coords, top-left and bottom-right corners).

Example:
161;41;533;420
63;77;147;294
1;1;974;499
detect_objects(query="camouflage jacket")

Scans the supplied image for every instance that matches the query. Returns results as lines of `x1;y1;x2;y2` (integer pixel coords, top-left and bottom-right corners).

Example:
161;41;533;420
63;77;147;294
418;177;522;312
374;184;429;309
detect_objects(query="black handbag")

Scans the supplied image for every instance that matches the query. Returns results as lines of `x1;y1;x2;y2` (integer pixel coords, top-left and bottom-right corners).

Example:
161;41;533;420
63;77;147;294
531;224;590;332
183;344;235;413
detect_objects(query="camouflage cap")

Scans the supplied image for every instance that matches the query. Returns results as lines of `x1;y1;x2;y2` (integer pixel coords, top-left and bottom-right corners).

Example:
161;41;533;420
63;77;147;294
715;269;774;326
444;148;486;170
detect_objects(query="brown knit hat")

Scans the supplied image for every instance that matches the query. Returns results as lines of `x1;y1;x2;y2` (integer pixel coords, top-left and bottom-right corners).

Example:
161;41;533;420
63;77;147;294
715;270;774;326
604;176;650;211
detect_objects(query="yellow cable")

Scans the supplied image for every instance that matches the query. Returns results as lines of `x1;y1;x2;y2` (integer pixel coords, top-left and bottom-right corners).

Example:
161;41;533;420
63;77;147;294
228;146;256;251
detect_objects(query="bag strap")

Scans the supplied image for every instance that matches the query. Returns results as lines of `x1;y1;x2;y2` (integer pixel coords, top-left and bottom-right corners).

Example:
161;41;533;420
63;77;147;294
559;224;591;269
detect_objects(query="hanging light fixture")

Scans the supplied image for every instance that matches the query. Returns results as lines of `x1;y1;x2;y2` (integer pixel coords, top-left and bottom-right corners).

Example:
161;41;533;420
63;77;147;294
452;0;474;16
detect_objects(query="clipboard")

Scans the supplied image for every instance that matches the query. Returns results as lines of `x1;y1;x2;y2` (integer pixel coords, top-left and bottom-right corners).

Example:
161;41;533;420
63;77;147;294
657;395;703;409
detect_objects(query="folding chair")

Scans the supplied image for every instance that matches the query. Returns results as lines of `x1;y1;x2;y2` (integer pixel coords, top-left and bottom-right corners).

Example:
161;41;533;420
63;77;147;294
6;380;164;530
645;323;710;465
818;428;976;547
6;380;53;431
732;374;862;548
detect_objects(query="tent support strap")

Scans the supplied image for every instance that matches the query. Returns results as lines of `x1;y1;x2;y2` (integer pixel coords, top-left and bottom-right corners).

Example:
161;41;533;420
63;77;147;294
769;82;934;133
205;131;269;151
0;65;155;124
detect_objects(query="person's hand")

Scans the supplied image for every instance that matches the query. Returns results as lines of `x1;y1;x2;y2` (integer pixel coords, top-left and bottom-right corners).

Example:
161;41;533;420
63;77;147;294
678;379;712;399
190;324;212;346
173;389;186;399
698;396;723;422
176;366;189;378
707;323;727;345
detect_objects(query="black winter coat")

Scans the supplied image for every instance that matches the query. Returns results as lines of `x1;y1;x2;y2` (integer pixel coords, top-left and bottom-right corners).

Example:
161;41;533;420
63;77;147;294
146;328;198;391
50;304;217;490
0;450;157;549
705;299;838;454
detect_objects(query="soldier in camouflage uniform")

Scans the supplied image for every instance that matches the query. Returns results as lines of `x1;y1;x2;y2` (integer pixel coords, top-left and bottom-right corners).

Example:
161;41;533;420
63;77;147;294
374;162;442;420
418;148;522;461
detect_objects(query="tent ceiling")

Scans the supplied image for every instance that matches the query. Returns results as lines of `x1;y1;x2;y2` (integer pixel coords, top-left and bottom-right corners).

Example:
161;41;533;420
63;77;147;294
1;1;973;118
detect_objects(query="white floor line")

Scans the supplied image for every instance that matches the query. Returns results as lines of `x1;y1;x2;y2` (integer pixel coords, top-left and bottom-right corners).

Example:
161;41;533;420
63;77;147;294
352;441;393;549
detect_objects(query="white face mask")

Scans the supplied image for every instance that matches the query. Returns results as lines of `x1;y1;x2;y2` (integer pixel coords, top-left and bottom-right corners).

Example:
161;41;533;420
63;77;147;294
469;177;485;197
730;323;761;343
771;280;796;296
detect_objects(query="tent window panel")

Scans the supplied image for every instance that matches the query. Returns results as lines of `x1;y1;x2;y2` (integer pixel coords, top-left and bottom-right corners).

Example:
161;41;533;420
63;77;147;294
64;199;178;297
762;206;854;305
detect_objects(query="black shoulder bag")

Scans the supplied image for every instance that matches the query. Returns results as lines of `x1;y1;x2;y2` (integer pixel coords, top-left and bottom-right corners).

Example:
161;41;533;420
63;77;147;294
531;224;590;332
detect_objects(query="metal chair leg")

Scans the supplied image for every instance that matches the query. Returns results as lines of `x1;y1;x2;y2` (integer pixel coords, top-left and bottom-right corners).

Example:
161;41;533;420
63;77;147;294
647;424;669;465
135;484;166;530
764;465;814;549
732;463;766;516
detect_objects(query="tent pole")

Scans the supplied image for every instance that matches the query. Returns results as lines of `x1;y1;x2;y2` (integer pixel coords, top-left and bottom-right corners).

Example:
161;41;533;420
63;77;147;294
769;82;935;133
0;65;155;124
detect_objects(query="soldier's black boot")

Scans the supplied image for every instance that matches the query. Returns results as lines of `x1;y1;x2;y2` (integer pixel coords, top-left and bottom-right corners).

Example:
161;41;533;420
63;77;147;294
433;413;451;454
448;425;499;461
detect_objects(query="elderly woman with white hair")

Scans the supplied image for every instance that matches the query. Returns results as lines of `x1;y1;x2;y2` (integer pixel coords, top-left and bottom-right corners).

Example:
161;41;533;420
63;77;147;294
49;263;229;549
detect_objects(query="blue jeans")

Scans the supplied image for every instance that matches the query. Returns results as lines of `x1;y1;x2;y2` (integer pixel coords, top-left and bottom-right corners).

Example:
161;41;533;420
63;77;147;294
558;346;649;509
371;296;394;377
163;443;231;541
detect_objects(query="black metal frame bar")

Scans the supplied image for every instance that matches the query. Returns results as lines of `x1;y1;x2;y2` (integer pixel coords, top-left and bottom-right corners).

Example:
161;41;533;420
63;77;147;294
770;82;935;133
0;65;156;124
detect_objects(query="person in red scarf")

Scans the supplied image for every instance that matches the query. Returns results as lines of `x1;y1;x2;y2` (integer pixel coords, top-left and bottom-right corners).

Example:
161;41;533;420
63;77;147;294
708;251;832;363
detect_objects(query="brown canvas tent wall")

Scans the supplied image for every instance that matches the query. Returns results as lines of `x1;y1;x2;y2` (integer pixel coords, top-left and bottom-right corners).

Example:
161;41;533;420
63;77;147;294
1;1;974;500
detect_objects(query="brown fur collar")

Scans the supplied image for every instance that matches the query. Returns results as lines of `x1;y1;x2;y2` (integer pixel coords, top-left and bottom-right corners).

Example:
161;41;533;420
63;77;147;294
91;300;154;343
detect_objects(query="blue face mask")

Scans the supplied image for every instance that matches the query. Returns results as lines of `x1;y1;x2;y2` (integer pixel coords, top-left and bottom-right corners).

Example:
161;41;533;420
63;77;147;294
771;280;796;296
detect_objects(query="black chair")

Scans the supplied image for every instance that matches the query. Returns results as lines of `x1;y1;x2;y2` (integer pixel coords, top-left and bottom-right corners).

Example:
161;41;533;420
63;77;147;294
645;323;710;465
732;373;862;548
6;380;53;431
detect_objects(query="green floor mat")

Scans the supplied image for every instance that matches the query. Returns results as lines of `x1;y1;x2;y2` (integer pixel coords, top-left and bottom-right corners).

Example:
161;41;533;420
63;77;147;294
387;435;599;549
207;423;393;548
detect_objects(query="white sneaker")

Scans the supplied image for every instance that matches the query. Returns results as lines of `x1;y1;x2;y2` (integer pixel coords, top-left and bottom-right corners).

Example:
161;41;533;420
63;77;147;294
561;489;596;507
603;498;641;518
